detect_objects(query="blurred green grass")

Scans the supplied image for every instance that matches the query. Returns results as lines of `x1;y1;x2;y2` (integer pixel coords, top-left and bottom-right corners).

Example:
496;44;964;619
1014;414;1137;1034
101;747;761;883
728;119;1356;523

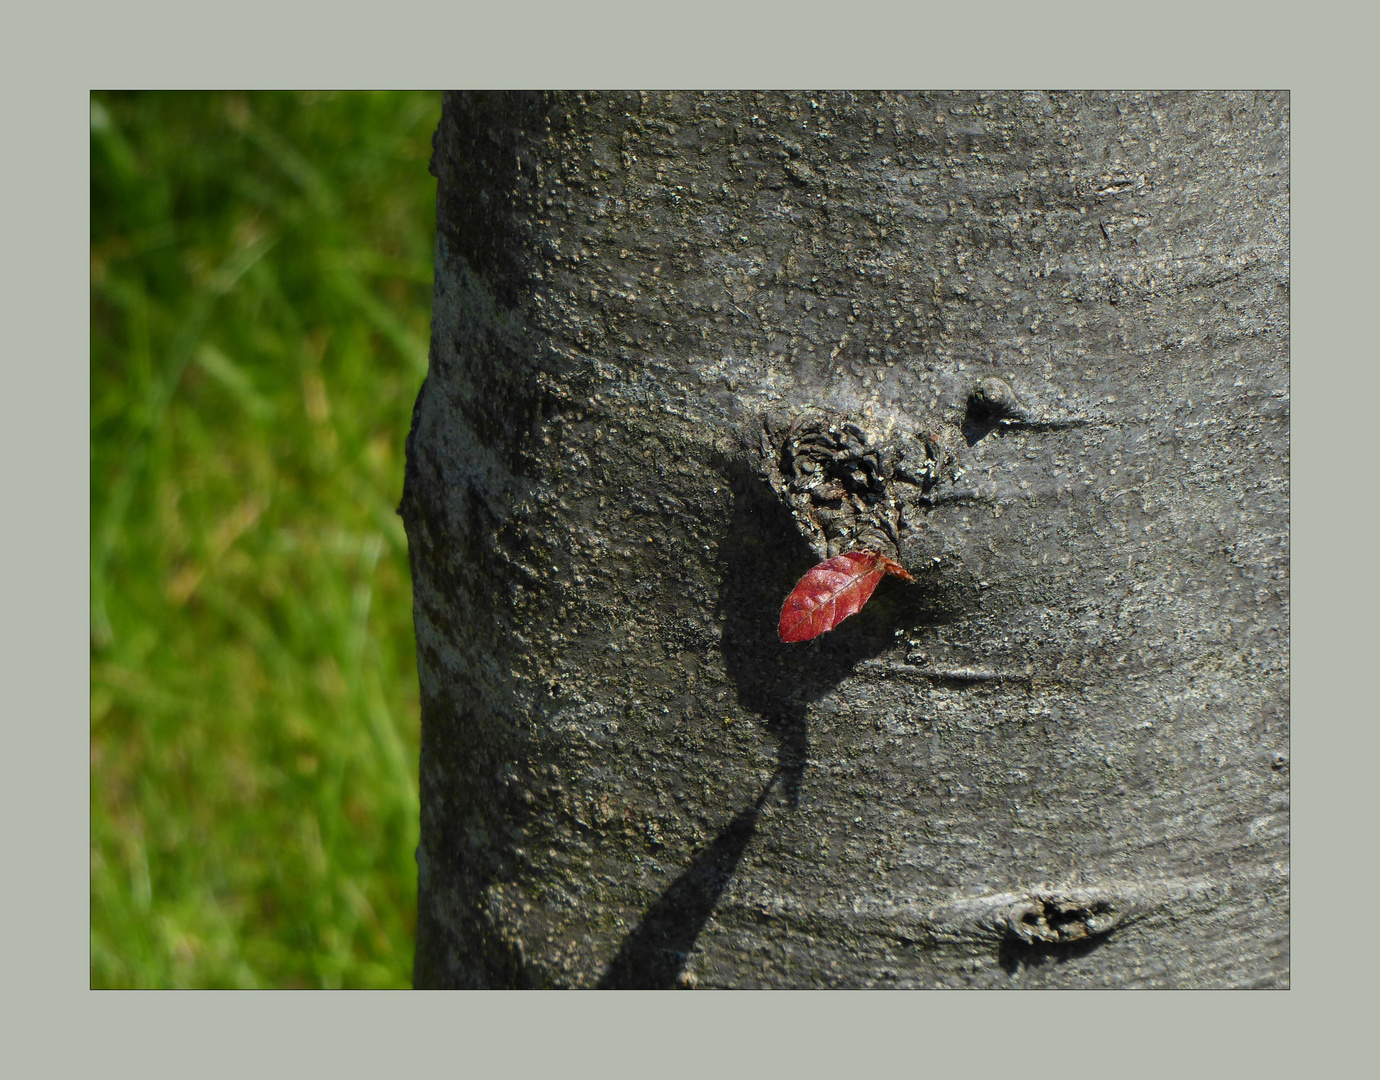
90;91;440;987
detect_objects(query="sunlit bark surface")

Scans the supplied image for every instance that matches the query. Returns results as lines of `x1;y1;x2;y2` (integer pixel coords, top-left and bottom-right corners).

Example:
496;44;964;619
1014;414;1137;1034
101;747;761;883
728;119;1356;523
404;91;1288;988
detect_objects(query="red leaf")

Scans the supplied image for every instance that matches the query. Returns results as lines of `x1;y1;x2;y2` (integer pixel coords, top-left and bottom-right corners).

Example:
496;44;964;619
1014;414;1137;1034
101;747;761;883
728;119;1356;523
778;549;915;643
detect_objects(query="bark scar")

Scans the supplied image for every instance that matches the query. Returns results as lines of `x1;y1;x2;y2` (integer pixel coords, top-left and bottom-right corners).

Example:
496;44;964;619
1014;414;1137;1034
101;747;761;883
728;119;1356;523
757;407;962;561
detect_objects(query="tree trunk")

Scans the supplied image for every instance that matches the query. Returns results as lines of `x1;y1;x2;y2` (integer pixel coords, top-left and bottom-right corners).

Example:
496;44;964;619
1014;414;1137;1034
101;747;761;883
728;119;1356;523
403;91;1289;988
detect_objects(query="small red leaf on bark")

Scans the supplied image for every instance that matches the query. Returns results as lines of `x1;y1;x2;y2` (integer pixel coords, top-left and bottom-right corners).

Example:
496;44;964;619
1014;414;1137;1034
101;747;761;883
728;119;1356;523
778;549;915;643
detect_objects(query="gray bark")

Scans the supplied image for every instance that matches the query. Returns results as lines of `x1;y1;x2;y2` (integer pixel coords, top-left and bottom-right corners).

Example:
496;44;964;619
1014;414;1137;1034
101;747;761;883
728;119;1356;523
403;91;1289;988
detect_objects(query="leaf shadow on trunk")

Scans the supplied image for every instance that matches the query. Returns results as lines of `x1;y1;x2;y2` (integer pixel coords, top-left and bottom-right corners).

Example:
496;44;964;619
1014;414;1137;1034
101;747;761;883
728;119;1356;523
596;774;778;989
714;460;970;809
997;931;1110;975
596;459;974;990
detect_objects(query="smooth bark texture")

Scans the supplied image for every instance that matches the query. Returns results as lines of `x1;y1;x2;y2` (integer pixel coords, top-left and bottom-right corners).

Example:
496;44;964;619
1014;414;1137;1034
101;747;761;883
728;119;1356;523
403;91;1288;988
